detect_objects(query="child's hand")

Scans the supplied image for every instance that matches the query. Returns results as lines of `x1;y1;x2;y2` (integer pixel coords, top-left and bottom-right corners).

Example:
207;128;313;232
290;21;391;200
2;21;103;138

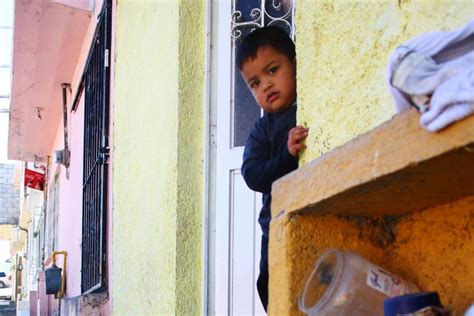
288;126;309;156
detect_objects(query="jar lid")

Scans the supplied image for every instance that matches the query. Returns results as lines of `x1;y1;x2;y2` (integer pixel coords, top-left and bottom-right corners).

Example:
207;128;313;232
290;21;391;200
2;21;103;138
384;291;442;316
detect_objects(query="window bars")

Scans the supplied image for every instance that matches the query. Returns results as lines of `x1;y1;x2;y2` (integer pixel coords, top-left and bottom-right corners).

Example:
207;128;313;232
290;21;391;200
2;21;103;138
81;0;111;294
231;0;295;40
230;0;295;147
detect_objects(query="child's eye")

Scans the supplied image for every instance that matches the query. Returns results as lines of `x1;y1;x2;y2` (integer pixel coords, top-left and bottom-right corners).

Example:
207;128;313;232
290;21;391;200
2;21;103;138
250;80;260;88
268;67;278;75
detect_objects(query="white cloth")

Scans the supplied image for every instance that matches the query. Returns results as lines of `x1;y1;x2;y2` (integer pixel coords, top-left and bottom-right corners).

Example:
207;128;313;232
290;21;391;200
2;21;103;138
387;20;474;132
466;305;474;316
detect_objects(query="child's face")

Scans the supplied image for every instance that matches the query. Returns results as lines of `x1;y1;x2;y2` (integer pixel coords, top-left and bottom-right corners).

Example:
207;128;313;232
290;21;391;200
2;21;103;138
241;46;296;113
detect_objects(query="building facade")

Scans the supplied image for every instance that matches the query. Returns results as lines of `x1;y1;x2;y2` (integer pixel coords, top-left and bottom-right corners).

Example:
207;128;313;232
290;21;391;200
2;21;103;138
0;163;19;224
7;0;474;315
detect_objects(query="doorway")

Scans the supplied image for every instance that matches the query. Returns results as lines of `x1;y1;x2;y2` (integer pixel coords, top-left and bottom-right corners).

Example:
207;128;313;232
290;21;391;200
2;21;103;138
210;1;295;315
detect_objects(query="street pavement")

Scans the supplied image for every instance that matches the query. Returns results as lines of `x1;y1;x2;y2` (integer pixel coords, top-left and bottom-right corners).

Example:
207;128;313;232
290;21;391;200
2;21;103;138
0;300;15;316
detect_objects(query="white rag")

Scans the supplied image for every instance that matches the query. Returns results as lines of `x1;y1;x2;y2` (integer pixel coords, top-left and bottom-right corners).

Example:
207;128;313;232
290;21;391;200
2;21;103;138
466;305;474;316
387;20;474;132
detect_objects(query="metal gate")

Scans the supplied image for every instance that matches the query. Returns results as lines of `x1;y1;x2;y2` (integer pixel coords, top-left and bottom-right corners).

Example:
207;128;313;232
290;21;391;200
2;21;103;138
80;0;111;294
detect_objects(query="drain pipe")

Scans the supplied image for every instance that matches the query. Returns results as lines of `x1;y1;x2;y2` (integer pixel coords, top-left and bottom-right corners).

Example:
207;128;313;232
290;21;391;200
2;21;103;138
58;83;72;179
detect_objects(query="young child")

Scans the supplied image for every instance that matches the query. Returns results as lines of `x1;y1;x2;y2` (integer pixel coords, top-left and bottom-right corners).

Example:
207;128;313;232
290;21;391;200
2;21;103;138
238;26;308;311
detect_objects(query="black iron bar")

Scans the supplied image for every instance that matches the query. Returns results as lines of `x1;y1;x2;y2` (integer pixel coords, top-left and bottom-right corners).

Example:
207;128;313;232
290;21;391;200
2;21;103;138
81;0;111;294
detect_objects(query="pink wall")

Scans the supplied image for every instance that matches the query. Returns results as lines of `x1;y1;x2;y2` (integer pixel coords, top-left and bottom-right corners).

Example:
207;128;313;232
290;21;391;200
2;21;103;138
9;0;90;162
42;0;111;307
34;271;55;316
48;95;85;298
11;0;114;314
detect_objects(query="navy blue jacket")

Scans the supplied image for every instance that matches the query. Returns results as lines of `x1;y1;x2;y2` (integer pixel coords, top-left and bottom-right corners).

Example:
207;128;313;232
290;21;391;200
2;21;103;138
241;105;298;238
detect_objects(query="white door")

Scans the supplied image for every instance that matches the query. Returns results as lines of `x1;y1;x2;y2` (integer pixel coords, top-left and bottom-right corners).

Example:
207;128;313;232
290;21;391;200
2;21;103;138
212;1;295;315
214;1;264;314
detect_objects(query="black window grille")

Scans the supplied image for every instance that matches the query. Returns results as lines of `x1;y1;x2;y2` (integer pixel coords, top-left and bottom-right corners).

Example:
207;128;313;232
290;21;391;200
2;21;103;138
80;0;111;294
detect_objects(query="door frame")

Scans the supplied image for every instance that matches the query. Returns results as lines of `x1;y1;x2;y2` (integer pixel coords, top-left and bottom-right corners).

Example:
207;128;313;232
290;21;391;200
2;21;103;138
203;0;217;314
205;1;266;315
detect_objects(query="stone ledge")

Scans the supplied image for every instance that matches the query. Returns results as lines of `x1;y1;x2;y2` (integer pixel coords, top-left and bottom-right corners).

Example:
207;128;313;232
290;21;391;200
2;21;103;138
61;292;109;315
272;108;474;217
269;109;474;315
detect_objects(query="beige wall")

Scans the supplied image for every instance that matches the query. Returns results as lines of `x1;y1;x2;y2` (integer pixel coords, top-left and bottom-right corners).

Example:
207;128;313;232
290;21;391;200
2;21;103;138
0;226;13;240
113;0;206;314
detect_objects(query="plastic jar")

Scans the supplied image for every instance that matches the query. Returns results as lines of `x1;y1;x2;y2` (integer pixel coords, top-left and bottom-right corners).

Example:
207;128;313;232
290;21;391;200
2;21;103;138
299;249;419;316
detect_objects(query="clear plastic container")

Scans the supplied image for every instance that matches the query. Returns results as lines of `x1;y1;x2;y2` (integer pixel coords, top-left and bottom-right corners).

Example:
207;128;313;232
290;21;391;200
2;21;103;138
299;249;419;316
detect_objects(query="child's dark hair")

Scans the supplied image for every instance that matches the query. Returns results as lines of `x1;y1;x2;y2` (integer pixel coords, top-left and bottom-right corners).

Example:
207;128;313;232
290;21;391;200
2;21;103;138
237;26;295;70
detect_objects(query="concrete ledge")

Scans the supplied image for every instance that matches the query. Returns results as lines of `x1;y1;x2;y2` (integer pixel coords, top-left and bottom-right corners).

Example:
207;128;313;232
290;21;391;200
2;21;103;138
61;292;108;315
269;110;474;315
272;109;474;218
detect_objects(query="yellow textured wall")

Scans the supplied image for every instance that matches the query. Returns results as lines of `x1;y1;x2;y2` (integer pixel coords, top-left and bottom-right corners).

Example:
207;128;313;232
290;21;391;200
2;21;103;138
271;196;474;315
176;0;206;314
269;1;474;315
113;0;205;314
297;0;473;163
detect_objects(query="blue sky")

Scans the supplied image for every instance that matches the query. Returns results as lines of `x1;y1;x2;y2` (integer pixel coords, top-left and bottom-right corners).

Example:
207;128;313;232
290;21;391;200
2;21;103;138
0;0;14;164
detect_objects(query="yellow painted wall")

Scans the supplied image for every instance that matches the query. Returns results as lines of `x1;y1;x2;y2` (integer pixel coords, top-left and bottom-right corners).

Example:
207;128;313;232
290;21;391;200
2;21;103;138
269;1;474;315
271;196;474;315
0;226;13;240
296;0;473;163
176;0;206;314
113;0;205;314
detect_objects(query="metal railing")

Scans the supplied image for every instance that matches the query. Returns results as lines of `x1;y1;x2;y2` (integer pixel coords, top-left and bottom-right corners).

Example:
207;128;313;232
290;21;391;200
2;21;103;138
81;0;111;294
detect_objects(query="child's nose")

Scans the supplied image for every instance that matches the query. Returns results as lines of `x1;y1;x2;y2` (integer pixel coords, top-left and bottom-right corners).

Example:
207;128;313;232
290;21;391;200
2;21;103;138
263;79;273;91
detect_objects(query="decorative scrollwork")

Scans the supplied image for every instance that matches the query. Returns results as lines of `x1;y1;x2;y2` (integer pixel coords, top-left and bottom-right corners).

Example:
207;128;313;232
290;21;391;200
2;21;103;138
272;0;282;11
264;0;293;22
267;19;293;37
231;0;294;40
231;8;262;39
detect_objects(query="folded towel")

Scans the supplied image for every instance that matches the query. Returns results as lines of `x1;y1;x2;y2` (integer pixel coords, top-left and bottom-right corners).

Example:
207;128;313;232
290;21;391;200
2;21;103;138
420;68;474;132
387;19;474;132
